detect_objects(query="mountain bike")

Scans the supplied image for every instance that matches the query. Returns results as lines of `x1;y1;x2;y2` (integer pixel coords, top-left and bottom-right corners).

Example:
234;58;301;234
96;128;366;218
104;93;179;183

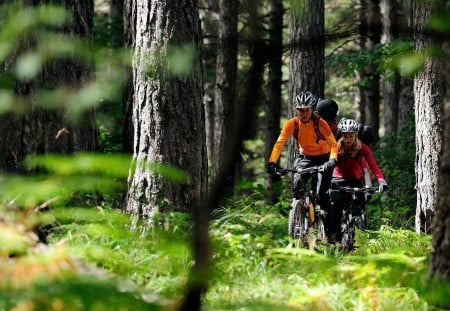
331;185;380;251
276;165;326;247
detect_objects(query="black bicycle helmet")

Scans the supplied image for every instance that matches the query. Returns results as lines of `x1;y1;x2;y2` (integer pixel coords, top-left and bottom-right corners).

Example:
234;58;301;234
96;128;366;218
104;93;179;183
294;91;317;108
316;99;339;121
338;118;360;133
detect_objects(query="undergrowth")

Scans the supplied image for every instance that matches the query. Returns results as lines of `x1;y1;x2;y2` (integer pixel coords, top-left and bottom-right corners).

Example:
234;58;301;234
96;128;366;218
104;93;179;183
1;171;448;310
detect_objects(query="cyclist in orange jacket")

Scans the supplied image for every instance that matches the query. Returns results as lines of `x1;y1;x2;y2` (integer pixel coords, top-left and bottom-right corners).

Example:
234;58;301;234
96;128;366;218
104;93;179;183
267;91;338;237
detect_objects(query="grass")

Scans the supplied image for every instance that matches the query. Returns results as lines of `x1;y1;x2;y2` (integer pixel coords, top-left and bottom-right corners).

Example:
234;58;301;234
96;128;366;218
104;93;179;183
0;185;448;310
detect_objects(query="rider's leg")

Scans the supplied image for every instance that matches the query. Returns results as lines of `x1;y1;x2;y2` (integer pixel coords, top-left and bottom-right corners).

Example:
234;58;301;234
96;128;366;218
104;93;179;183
314;154;335;239
329;178;345;243
293;157;311;199
318;168;335;240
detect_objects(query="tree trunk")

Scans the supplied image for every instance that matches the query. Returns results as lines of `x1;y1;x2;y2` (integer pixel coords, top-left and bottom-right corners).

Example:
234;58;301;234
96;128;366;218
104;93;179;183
122;0;136;153
355;0;368;124
429;37;449;281
211;0;238;192
124;4;207;308
397;0;415;129
264;0;283;203
0;1;96;171
413;0;445;234
289;0;324;100
363;0;381;141
380;0;400;135
199;0;219;177
288;0;324;166
234;0;266;184
124;0;207;220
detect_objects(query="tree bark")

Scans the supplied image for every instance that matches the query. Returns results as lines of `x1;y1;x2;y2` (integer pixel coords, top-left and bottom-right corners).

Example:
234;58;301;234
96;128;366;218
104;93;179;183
289;0;324;100
124;0;207;220
355;0;368;124
211;0;238;191
363;0;381;141
233;0;266;183
380;0;400;135
397;0;415;130
199;0;219;177
122;0;136;153
429;38;449;281
288;0;324;166
124;4;208;308
264;0;283;202
413;0;445;234
0;1;96;171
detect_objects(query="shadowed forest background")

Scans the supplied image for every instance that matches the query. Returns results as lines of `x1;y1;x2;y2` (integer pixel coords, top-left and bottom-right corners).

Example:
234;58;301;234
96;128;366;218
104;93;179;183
0;0;449;310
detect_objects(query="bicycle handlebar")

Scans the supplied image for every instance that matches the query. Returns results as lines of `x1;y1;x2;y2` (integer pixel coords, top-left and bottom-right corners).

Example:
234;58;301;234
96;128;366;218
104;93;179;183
336;185;380;194
277;165;324;175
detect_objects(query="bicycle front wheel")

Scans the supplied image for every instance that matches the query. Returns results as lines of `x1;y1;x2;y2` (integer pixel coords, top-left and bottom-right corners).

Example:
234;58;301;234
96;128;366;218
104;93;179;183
341;222;355;251
314;217;326;241
288;200;308;240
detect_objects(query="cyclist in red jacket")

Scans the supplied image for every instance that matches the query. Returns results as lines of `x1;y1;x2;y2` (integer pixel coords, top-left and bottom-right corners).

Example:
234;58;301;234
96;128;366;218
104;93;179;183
329;118;388;241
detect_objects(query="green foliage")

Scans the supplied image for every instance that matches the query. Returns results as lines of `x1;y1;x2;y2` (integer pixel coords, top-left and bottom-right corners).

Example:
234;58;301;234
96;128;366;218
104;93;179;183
0;3;129;121
46;207;192;297
0;153;190;209
204;188;435;310
0;166;442;311
0;277;162;311
0;153;131;209
369;119;416;230
326;40;414;82
428;5;450;33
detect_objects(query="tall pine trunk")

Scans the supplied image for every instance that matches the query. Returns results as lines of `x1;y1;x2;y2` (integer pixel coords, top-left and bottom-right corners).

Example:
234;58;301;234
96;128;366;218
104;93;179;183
211;0;238;191
288;0;324;167
199;0;219;175
264;0;283;202
429;38;449;280
364;0;381;140
380;0;400;135
124;1;207;220
413;0;445;234
398;0;415;129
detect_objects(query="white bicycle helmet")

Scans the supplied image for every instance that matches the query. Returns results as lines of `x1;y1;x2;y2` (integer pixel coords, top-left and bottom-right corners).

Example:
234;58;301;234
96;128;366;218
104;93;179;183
294;91;317;108
338;118;360;133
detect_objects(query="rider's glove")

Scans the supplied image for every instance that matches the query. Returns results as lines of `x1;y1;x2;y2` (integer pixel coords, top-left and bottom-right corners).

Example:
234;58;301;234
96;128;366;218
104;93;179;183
267;162;278;176
323;158;337;173
378;179;388;193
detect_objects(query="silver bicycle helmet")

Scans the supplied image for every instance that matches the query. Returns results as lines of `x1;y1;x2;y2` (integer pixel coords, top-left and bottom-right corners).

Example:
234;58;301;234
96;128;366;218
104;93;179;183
338;118;360;133
294;91;317;108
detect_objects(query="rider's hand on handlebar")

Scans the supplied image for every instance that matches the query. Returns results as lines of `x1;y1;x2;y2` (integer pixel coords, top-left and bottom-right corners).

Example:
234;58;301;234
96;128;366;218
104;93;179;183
323;158;337;173
378;179;388;193
267;162;279;176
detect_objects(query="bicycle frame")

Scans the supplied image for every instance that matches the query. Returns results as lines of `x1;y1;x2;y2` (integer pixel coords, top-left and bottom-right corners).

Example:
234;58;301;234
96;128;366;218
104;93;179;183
278;166;326;246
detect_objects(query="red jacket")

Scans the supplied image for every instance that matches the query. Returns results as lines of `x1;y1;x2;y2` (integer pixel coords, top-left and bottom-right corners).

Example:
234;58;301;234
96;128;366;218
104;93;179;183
333;143;384;181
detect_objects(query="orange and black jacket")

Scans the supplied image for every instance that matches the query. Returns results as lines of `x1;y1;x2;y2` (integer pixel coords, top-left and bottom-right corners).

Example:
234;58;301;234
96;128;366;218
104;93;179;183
269;117;338;163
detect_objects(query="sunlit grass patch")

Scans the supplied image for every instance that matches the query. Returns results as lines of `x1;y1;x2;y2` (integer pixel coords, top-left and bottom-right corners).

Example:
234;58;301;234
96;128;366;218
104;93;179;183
46;206;193;298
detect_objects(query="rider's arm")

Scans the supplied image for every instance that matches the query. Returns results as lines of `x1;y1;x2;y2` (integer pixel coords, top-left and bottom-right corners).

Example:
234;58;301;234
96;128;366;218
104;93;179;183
361;144;385;181
269;118;295;163
319;119;338;160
